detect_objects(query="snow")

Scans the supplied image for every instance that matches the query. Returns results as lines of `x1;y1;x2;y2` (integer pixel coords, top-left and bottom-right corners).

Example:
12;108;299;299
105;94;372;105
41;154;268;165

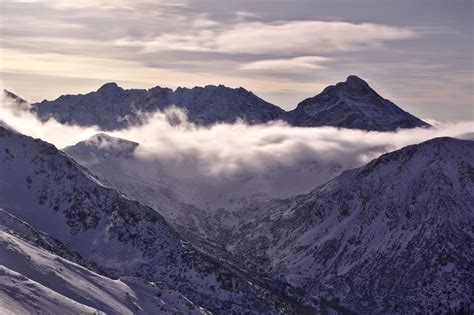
225;137;474;313
32;84;285;130
0;125;294;314
0;227;208;314
30;76;428;131
287;75;430;130
1;80;471;314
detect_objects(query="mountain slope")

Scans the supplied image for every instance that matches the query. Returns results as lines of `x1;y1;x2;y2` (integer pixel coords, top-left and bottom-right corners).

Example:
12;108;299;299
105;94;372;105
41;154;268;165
0;221;208;315
31;84;285;130
286;75;430;130
0;126;296;314
226;137;473;313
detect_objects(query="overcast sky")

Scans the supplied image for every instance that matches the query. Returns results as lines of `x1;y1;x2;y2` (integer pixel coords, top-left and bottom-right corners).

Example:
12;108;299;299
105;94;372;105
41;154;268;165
1;0;472;120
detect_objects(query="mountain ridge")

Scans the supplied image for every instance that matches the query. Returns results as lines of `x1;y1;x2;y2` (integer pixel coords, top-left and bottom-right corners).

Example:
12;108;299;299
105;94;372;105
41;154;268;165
24;76;430;131
222;136;473;313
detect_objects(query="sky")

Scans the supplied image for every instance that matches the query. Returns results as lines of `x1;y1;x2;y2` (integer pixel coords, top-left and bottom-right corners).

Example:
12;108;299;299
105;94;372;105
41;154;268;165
0;0;473;121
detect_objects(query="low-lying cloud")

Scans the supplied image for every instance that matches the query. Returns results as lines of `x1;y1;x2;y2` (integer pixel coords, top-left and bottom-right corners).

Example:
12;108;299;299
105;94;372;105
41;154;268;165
1;92;472;208
0;92;100;148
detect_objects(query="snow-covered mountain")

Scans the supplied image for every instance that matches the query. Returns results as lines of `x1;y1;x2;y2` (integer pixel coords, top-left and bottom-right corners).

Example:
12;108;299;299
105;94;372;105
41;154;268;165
222;137;473;313
30;76;428;131
0;210;209;314
286;75;430;130
32;83;285;130
63;133;216;250
0;126;300;314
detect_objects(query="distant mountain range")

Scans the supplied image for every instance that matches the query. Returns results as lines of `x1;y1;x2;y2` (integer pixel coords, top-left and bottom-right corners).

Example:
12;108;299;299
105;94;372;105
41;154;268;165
28;75;429;131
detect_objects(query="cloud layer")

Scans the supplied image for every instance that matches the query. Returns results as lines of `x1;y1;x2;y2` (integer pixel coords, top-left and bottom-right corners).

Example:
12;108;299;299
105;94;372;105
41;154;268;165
2;92;472;208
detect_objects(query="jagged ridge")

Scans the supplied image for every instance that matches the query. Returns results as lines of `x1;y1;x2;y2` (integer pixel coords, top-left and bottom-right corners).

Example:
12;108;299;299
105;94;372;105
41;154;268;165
27;76;429;131
224;137;473;313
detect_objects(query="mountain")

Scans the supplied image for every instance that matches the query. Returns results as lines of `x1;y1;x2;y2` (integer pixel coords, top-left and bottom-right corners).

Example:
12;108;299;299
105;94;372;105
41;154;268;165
30;76;428;131
286;75;430;130
0;210;208;314
0;126;299;314
222;137;473;313
63;133;214;250
31;84;285;130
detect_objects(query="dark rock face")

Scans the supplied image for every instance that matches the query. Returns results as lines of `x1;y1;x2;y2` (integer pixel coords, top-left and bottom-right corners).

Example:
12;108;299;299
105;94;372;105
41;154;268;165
286;75;430;130
29;76;429;131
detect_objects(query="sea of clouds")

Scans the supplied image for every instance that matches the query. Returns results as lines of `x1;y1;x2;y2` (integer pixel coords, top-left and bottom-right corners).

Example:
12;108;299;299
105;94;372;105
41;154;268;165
1;91;472;208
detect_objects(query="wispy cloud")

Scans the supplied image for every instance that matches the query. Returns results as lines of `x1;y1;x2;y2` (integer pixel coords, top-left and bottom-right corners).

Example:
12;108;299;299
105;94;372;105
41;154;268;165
239;56;332;73
5;0;186;10
116;21;417;55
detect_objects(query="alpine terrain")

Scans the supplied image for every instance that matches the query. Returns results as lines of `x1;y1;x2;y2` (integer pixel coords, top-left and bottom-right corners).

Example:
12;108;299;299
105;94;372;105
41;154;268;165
0;83;470;314
287;75;430;130
30;76;429;131
0;125;302;314
223;137;474;313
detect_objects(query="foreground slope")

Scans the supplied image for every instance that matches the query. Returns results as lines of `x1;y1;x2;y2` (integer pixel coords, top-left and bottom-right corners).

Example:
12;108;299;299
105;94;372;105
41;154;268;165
286;75;430;130
227;137;473;313
0;126;294;314
0;216;207;315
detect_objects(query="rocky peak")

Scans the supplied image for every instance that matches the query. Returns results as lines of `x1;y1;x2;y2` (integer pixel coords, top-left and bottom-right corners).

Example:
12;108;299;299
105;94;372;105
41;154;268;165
344;75;371;90
288;75;430;130
97;82;123;95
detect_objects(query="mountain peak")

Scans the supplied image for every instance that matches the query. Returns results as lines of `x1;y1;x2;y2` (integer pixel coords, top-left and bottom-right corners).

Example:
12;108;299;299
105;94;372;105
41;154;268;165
288;75;430;131
359;137;470;176
64;133;139;159
344;75;370;90
97;82;122;93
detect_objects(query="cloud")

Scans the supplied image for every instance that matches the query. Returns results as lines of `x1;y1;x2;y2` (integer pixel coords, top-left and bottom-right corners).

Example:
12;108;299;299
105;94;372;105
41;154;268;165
0;91;100;148
5;0;186;10
239;56;331;72
116;21;417;55
1;91;472;208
